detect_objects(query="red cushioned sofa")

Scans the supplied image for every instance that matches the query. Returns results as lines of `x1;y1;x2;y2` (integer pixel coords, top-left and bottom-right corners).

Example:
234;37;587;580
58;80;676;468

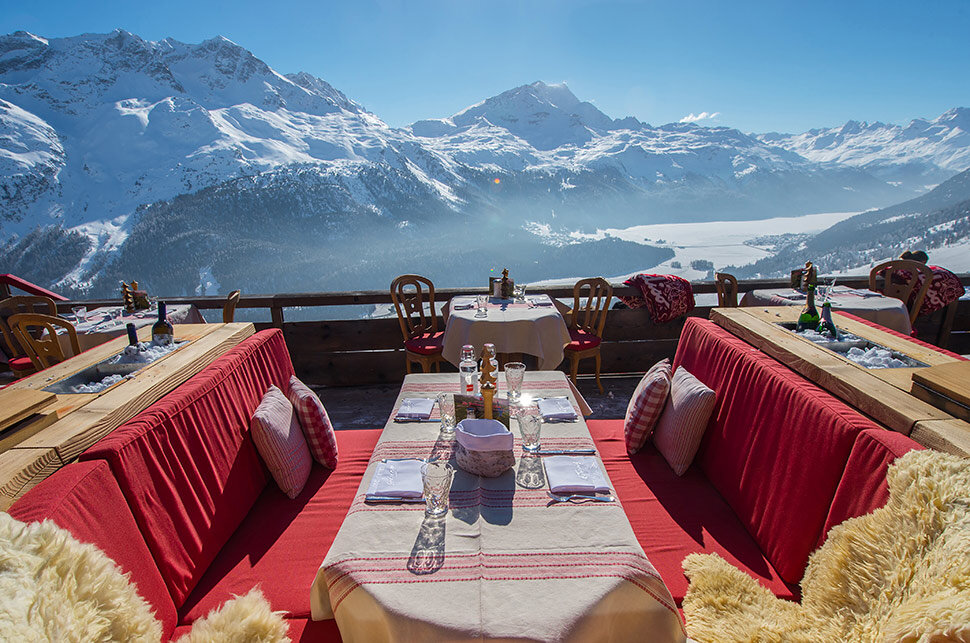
9;329;379;641
588;317;925;605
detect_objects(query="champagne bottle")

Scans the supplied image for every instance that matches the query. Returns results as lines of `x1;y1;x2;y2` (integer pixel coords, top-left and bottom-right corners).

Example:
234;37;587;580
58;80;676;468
152;302;174;345
796;284;820;332
124;323;141;356
816;301;839;339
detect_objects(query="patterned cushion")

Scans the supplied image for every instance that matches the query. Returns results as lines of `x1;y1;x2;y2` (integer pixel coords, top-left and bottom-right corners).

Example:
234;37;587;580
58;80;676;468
404;331;444;355
620;274;695;323
286;375;339;469
911;266;964;316
652;366;716;476
624;359;672;454
250;385;312;499
564;328;602;351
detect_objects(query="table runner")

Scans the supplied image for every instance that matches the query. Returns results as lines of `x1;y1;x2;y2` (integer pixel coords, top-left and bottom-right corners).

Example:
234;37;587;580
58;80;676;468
311;372;684;642
441;295;571;370
739;286;912;334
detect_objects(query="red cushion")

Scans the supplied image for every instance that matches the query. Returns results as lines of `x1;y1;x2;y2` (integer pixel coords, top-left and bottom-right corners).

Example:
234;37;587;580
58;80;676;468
589;420;798;604
170;617;342;642
819;428;923;545
9;356;34;372
177;429;381;623
673;318;881;584
9;460;179;638
564;328;602;351
80;330;294;607
404;331;444;355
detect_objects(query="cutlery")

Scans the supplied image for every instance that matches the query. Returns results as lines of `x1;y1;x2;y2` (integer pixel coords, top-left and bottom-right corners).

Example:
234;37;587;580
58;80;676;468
547;492;615;504
393;417;440;423
534;449;596;455
364;495;426;504
380;456;440;463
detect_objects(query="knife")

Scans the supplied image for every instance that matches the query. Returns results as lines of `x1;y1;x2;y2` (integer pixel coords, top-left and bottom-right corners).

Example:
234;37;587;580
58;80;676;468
534;449;596;455
364;495;426;504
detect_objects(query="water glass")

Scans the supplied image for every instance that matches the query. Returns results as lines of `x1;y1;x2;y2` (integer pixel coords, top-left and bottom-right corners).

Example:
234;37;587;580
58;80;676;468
514;283;527;302
421;462;454;518
437;393;456;436
504;362;526;403
71;306;87;323
518;412;542;453
475;294;489;318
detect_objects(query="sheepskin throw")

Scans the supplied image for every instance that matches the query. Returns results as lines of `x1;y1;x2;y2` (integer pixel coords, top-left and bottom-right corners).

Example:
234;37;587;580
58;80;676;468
0;513;289;642
681;449;970;642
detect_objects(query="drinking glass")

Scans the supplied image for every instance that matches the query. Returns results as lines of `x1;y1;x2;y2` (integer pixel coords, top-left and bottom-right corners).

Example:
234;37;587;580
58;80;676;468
437;393;456;436
518;412;542;453
421;462;454;518
514;283;527;302
475;294;488;318
504;362;526;403
71;306;87;323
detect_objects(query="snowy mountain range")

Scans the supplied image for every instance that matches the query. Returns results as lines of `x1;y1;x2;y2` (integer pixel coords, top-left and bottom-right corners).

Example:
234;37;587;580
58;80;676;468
1;29;968;296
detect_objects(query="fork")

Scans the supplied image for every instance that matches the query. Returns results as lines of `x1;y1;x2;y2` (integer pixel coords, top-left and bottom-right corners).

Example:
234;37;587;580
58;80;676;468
547;492;615;504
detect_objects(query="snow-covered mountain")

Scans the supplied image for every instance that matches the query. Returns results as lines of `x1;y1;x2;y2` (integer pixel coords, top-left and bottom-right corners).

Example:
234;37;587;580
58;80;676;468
1;29;968;296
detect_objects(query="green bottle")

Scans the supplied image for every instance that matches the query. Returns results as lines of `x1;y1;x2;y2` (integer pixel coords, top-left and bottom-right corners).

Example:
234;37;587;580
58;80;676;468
796;284;820;332
816;301;839;339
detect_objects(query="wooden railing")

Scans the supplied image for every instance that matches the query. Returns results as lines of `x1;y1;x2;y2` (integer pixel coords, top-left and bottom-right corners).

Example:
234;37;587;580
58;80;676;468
51;275;970;387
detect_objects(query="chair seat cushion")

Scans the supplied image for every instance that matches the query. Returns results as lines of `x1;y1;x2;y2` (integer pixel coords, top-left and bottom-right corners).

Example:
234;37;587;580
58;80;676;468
589;420;798;605
564;328;602;351
177;429;381;624
404;331;444;355
9;356;34;372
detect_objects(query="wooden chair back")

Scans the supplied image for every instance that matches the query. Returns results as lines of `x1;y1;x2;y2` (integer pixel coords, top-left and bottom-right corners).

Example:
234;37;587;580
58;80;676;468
390;275;438;341
0;295;58;359
223;290;241;323
869;259;934;324
8;313;81;369
715;272;739;307
570;277;613;338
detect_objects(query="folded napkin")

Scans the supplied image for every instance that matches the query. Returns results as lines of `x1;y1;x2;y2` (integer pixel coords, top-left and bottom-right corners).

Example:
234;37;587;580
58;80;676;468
538;397;578;421
395;397;435;420
543;456;610;494
777;291;807;301
528;297;553;307
844;288;882;298
366;460;424;498
452;300;475;310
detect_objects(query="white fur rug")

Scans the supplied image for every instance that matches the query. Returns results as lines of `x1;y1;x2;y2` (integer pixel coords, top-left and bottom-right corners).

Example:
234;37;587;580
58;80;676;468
682;449;970;642
0;513;289;642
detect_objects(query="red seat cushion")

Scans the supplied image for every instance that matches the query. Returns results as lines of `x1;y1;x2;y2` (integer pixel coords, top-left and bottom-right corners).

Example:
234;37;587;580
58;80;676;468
564;328;602;351
177;429;381;623
9;460;179;639
9;355;34;372
673;318;882;584
170;617;341;642
80;330;294;607
404;331;444;355
589;420;798;604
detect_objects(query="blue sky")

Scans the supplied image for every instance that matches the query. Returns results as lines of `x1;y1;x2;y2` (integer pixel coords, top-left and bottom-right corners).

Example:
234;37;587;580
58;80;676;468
2;0;968;132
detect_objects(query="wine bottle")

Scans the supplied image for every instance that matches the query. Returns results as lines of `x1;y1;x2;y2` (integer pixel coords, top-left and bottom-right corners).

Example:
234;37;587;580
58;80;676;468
816;301;839;339
500;268;513;299
152;302;174;345
796;284;820;332
123;323;141;356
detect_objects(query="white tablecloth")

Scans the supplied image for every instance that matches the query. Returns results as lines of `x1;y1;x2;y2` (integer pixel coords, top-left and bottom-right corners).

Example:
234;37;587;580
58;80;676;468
740;286;912;335
310;372;684;642
60;304;204;353
442;295;571;370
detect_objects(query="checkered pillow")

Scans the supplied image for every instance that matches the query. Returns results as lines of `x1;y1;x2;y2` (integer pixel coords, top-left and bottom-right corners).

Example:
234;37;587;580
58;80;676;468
624;359;673;454
287;375;339;470
251;385;312;499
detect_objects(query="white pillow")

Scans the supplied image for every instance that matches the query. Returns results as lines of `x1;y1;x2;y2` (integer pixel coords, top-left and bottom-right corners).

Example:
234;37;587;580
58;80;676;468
652;366;716;476
250;385;312;499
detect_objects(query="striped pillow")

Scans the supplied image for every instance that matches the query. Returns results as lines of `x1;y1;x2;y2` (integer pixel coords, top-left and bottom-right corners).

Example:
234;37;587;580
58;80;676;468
652;366;716;476
287;375;339;469
250;385;312;499
624;359;672;454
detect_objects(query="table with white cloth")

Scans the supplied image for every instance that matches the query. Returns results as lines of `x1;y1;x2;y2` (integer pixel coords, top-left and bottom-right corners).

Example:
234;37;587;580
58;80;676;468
739;286;912;335
311;371;684;642
59;304;205;353
442;295;571;370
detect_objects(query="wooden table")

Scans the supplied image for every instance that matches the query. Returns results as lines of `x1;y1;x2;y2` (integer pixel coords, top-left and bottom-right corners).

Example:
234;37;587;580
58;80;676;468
710;307;970;456
0;322;254;508
740;286;912;335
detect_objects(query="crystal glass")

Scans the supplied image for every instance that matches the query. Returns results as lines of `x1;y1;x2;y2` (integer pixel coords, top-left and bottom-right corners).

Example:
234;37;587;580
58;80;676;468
514;283;527;302
421;462;454;518
437;392;456;436
504;362;526;403
518;412;542;453
71;306;87;323
475;294;488;318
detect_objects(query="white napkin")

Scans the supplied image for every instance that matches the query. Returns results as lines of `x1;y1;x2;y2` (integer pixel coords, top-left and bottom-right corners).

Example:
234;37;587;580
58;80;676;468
366;460;424;498
543;456;610;494
777;291;807;301
452;298;475;310
528;297;553;307
538;397;577;421
395;397;435;420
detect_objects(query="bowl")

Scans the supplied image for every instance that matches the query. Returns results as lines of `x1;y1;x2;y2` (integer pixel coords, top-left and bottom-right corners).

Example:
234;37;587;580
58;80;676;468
454;418;515;478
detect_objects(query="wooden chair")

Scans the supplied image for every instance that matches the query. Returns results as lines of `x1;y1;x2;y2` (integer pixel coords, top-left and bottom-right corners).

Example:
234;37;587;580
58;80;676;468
0;296;58;377
390;275;446;374
223;290;241;323
869;259;934;325
564;277;613;393
715;272;739;307
8;313;81;370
